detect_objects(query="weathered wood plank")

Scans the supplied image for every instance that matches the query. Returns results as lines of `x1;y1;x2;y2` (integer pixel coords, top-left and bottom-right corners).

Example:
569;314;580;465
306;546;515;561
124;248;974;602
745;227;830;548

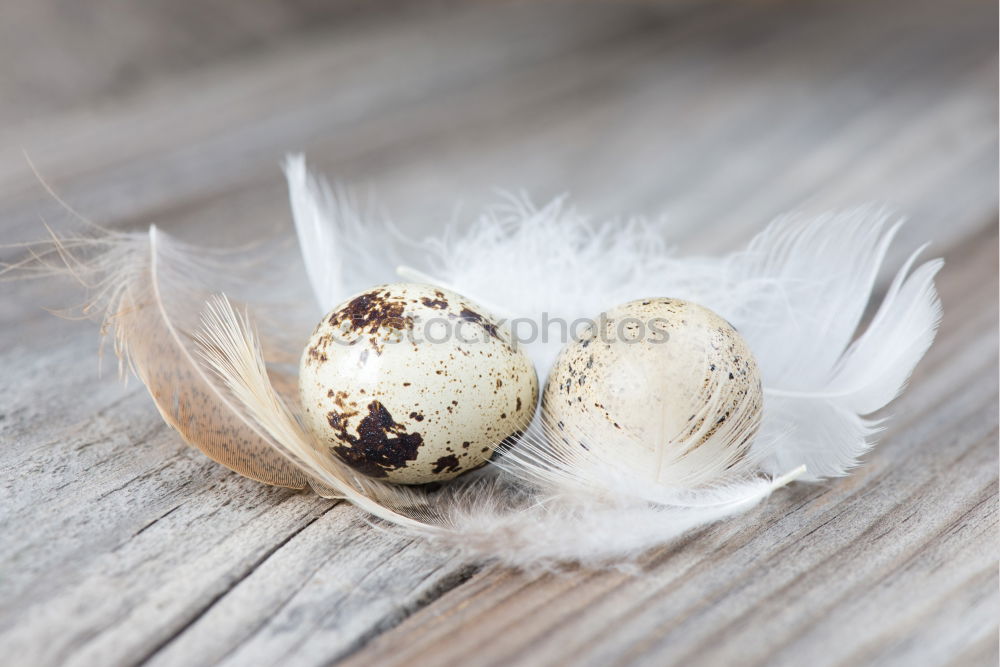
1;0;993;257
0;2;655;246
0;1;417;127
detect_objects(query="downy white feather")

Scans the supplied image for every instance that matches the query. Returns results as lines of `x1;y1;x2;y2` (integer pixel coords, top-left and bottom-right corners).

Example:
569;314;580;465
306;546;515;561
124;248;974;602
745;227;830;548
284;155;942;485
439;467;804;569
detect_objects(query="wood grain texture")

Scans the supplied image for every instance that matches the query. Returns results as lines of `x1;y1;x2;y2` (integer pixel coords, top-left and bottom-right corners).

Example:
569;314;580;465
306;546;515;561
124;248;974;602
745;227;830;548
0;0;996;666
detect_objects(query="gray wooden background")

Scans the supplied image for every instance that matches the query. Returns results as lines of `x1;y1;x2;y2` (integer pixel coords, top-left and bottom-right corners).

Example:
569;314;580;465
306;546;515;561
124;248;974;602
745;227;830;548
1;1;997;665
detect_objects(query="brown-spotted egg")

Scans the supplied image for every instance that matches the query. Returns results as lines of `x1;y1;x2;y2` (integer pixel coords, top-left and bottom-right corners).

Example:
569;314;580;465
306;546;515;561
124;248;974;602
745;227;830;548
299;283;538;484
542;298;763;487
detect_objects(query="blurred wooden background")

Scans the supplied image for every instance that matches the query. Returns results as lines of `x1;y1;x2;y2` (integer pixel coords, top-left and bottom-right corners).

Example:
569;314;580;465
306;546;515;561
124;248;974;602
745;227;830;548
1;1;997;665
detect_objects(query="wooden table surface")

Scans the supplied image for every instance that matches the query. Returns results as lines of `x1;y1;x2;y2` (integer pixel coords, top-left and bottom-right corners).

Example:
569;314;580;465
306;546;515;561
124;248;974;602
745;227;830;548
1;1;997;665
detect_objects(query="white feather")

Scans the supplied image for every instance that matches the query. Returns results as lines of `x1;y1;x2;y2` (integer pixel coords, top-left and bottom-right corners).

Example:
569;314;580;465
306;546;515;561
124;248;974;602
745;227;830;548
283;157;941;483
284;155;345;313
820;249;943;415
725;216;943;478
437;468;803;570
283;154;399;313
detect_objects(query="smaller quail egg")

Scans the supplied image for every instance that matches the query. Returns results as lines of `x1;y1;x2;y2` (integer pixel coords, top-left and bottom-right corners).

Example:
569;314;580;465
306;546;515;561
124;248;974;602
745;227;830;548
299;283;538;485
542;298;762;487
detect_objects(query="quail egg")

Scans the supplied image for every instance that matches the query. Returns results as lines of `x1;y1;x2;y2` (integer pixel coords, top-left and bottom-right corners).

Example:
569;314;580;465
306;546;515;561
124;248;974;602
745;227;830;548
542;298;762;487
299;283;538;484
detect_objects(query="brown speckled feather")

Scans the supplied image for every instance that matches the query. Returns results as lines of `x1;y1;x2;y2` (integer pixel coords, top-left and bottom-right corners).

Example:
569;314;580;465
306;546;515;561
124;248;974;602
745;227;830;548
4;225;307;488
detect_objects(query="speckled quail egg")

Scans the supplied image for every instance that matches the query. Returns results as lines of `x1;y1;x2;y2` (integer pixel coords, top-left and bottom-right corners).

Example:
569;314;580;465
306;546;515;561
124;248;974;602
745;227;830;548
299;283;538;484
542;298;763;487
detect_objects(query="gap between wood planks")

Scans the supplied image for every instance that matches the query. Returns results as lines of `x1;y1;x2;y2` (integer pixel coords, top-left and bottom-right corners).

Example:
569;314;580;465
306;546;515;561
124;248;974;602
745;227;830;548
133;500;345;665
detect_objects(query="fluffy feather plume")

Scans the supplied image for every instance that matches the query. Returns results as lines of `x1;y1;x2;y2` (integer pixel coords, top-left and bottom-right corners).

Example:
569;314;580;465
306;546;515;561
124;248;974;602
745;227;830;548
725;217;944;478
390;206;941;482
285;156;941;484
437;468;803;568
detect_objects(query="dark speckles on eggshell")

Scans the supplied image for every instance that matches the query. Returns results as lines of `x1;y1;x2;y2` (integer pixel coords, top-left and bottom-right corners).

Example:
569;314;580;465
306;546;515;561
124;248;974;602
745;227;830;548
459;307;502;342
420;291;449;310
328;400;423;478
431;454;461;474
329;288;413;335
